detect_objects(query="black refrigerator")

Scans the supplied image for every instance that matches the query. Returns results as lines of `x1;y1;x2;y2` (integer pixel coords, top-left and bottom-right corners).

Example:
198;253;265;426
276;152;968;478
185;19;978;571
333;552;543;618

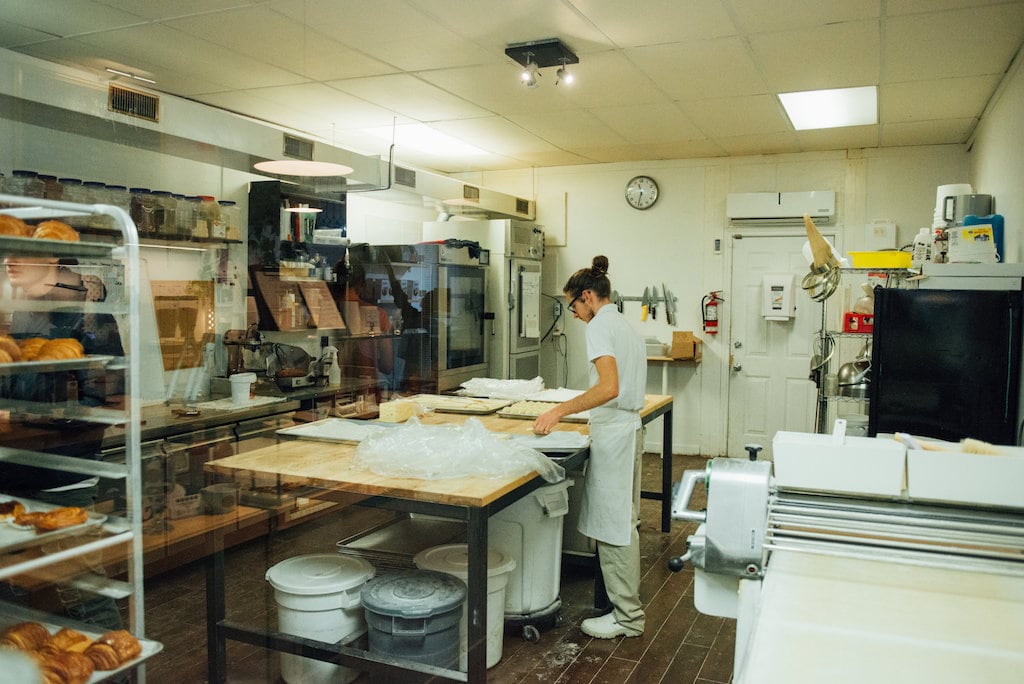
869;287;1022;444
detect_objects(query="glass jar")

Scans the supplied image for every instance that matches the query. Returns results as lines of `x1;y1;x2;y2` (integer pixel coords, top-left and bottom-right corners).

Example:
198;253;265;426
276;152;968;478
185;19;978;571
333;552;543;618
7;170;45;198
195;195;218;239
105;184;131;214
82;181;111;229
58;178;87;204
129;187;157;235
217;200;239;241
151;190;176;237
179;196;201;239
37;174;62;200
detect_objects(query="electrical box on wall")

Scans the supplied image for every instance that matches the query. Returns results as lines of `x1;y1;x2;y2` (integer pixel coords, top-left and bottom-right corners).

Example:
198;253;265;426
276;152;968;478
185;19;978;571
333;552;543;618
762;273;796;321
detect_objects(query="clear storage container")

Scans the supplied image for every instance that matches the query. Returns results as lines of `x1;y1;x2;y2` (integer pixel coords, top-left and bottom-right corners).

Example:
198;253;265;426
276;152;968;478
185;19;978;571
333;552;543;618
151;190;176;238
130;187;157;235
195;195;218;238
179;196;201;239
218;200;239;240
6;170;45;198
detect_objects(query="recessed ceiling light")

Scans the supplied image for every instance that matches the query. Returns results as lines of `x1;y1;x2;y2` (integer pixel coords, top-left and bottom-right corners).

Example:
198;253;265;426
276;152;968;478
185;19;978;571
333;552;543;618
778;86;877;130
253;160;353;176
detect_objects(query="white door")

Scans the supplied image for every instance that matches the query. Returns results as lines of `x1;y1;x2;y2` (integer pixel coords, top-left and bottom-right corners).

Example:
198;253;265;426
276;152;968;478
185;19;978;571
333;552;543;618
726;233;825;459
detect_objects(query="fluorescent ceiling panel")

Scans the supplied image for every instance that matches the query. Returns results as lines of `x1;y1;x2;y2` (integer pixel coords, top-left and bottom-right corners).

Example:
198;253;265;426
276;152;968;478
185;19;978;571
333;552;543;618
779;86;877;130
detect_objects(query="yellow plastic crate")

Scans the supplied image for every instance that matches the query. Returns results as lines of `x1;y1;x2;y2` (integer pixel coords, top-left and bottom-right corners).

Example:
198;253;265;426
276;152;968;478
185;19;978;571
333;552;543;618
848;250;911;269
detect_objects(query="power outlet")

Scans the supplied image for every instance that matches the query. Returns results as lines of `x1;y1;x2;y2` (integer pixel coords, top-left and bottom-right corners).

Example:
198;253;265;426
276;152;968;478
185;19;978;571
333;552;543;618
552;301;564;336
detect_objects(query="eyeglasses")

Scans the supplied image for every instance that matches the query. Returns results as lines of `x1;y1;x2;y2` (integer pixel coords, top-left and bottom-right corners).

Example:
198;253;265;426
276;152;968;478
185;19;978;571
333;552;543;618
567;294;581;314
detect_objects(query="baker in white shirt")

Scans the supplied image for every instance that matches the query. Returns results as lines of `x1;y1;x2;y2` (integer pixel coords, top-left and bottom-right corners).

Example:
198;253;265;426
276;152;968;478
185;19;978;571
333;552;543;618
533;255;647;639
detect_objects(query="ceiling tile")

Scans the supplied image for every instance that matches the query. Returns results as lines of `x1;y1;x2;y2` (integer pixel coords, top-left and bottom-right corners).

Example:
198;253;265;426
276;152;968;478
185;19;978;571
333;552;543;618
327;74;490;121
95;0;263;21
0;0;144;37
163;6;395;82
430;116;563;156
505;109;629;150
628;37;767;101
796;126;880;152
750;20;881;92
569;0;737;46
679;95;792;137
715;131;802;156
589;103;704;144
883;4;1024;82
419;62;576;115
881;75;1000;122
880;118;976;146
556;50;674;108
0;19;61;47
727;0;880;34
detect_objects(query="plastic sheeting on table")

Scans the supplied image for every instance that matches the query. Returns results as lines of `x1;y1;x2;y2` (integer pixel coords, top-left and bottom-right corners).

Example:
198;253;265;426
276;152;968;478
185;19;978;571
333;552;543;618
456;376;545;400
352;417;565;483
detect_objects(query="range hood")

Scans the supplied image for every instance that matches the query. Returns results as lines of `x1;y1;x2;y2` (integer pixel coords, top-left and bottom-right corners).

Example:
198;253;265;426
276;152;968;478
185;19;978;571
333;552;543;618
0;48;533;220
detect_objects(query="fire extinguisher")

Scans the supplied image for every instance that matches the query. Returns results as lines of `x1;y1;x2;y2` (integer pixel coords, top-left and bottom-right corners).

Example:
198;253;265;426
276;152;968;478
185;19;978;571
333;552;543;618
702;291;723;335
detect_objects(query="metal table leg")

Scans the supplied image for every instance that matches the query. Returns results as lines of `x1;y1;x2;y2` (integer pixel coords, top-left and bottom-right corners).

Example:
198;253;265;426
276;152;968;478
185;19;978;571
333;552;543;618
206;548;226;684
661;408;673;532
465;506;488;682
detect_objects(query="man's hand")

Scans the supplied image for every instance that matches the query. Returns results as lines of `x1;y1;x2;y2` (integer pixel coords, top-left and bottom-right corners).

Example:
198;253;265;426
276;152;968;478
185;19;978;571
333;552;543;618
532;408;561;435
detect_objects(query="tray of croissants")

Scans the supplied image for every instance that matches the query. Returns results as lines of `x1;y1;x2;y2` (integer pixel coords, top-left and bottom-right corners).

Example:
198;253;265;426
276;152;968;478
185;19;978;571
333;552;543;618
0;216;117;259
0;334;114;376
0;615;161;683
0;498;108;554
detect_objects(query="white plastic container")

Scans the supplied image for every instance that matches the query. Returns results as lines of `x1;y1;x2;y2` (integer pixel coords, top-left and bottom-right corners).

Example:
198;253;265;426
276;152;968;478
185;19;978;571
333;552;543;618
229;372;256;405
266;554;375;684
414;544;516;669
488;479;572;615
911;227;934;268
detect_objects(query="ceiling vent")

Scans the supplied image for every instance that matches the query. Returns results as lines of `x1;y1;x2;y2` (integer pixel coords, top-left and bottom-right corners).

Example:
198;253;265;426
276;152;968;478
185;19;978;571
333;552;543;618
108;85;159;123
394;166;416;188
515;198;531;215
283;134;314;161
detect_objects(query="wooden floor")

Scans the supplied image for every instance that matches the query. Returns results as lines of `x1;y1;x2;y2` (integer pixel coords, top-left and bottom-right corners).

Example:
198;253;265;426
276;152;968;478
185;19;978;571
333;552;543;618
142;453;735;683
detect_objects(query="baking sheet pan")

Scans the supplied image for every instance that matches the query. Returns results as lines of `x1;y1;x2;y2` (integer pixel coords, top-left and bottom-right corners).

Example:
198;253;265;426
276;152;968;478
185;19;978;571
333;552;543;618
406;394;513;414
0;355;114;377
497;400;590;423
508;432;590;453
276;418;395;444
0;496;108;554
0;602;163;683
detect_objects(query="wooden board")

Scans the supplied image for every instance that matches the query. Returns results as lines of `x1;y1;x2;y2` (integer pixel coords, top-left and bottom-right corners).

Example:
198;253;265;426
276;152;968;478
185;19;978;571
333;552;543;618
298;281;346;330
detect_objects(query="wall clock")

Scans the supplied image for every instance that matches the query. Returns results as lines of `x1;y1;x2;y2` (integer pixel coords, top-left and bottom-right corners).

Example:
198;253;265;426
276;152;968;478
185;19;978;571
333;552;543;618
625;175;659;210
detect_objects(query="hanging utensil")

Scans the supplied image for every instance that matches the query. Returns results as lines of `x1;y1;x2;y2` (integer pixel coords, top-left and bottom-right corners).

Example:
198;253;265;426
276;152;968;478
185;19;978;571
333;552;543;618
800;214;841;301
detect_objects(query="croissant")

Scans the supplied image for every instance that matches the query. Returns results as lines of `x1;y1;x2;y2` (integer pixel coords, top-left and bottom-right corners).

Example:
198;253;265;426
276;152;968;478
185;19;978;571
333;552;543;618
83;641;120;670
32;220;80;242
33;506;89;531
0;334;21;361
18;337;49;361
46;627;92;654
37;649;94;684
85;630;140;669
0;499;26;520
35;339;84;361
0;214;33;237
0;621;50;650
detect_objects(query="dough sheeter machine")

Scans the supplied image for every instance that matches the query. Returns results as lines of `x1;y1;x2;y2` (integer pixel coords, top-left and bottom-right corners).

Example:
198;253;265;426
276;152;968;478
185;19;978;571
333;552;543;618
669;425;1024;684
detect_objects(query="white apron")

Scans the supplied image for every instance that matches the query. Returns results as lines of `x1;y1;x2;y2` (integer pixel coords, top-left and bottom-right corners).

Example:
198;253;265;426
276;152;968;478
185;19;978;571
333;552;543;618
578;406;641;546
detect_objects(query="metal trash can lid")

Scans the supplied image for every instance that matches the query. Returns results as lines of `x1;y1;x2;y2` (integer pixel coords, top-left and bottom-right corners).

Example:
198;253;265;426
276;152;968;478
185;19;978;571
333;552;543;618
361;570;466;618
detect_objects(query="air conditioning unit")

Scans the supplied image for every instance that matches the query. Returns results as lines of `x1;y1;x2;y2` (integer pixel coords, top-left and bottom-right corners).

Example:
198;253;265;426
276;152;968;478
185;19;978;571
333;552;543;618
727;191;835;225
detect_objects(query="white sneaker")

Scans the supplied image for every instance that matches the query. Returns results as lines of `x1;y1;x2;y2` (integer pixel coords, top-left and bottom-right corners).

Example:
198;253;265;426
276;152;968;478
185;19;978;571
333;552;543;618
580;612;642;639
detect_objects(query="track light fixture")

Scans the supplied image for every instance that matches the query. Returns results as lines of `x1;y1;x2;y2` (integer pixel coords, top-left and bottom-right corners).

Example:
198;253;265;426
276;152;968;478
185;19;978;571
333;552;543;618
505;38;578;89
555;58;574;86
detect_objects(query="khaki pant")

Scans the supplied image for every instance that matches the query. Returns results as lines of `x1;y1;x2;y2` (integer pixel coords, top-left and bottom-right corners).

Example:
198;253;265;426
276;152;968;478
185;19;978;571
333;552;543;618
595;425;645;632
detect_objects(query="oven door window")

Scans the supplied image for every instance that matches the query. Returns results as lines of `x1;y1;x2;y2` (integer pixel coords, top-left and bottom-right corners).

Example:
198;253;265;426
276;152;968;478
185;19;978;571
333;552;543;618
444;266;485;370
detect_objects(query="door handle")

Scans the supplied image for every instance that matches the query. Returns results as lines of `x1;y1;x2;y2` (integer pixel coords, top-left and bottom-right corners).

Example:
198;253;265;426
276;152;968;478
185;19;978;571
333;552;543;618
729;353;742;372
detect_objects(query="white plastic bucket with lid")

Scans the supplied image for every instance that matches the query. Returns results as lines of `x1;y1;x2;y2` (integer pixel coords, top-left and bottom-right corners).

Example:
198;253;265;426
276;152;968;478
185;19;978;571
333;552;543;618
413;544;516;669
265;554;375;684
229;372;256;405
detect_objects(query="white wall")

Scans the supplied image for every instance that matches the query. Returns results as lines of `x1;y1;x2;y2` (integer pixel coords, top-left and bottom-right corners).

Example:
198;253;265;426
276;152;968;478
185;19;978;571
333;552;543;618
969;47;1023;262
475;146;970;455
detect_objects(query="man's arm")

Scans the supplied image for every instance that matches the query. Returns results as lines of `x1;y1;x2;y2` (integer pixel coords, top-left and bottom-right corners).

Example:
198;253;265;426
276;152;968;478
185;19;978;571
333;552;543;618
533;355;618;434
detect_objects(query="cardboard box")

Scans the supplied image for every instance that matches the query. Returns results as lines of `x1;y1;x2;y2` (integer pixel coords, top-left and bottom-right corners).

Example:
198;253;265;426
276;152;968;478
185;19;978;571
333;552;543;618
670;331;702;361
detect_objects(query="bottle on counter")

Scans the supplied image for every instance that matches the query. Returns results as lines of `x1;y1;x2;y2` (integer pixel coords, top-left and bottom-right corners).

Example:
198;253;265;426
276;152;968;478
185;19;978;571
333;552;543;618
911;227;933;268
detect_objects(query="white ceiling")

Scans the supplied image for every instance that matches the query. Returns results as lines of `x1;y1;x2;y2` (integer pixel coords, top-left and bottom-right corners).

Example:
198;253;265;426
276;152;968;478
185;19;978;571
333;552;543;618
2;0;1023;174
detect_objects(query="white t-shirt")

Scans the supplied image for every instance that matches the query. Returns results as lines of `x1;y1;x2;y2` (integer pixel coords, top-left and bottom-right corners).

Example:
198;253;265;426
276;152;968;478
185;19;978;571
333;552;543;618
585;302;646;411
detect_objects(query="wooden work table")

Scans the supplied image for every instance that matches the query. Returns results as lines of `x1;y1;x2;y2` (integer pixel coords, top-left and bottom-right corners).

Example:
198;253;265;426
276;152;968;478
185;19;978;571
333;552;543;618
203;394;673;684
